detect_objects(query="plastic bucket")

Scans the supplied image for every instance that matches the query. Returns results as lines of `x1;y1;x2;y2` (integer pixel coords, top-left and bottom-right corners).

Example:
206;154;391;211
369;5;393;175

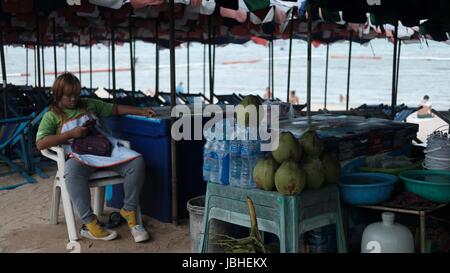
187;195;230;253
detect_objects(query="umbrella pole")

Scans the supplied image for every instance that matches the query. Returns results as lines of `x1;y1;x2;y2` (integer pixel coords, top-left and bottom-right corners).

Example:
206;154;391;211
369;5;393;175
306;6;312;116
212;27;216;96
391;25;398;119
271;37;274;100
287;19;293;103
78;35;81;86
155;22;159;96
36;19;41;88
346;31;353;111
53;18;57;79
324;43;329;109
208;16;213;102
168;0;178;225
395;39;401;104
0;28;7;117
129;16;135;99
26;46;29;85
64;44;67;72
268;41;271;96
187;32;190;94
42;41;45;88
203;43;206;96
89;29;92;90
111;24;117;103
34;45;37;86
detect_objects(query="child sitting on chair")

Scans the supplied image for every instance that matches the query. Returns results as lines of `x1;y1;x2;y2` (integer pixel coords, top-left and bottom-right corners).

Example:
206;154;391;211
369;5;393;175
36;72;155;242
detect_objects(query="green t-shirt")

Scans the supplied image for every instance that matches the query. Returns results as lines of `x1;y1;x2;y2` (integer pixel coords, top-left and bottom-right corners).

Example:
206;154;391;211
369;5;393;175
36;98;114;141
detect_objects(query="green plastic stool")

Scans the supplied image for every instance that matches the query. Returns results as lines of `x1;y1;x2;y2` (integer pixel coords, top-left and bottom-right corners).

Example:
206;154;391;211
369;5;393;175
199;183;347;253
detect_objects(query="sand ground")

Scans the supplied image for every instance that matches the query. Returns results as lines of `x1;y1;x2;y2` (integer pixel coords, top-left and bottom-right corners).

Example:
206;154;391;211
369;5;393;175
0;165;191;253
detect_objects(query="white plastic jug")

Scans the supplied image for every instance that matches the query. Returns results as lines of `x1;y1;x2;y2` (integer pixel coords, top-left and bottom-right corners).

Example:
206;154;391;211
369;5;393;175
361;212;415;253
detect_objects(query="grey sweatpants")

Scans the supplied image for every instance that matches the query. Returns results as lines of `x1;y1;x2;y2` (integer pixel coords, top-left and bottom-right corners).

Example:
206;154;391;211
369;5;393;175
64;156;145;224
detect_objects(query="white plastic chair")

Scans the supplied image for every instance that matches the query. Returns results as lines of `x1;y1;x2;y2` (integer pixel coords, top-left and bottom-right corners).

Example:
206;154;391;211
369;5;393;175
41;139;142;241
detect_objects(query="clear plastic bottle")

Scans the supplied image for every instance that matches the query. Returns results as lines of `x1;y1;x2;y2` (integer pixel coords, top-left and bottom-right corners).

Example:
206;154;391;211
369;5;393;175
202;140;213;182
218;141;230;185
228;140;242;187
209;140;220;183
240;140;258;188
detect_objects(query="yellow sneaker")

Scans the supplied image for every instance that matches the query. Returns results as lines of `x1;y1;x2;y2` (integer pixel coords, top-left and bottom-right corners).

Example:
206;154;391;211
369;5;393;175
120;208;150;243
81;218;118;241
120;208;137;228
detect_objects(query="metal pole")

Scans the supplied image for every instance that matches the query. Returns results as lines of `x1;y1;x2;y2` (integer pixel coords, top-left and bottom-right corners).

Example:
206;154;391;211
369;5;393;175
306;6;312;116
271;38;274;100
0;28;7;87
324;43;329;109
111;25;117;102
78;35;82;85
53;19;57;79
64;44;67;72
36;20;41;88
168;0;178;225
26;46;29;85
203;43;206;95
129;17;136;97
287;19;294;103
42;42;45;87
155;22;159;96
346;31;353;111
391;25;398;119
268;42;271;94
108;40;111;90
34;45;37;86
89;29;92;90
212;28;216;96
395;39;401;103
208;16;213;102
0;28;7;118
187;32;190;94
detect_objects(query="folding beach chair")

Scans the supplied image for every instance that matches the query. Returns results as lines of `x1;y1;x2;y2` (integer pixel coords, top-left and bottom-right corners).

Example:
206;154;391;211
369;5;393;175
0;108;49;190
214;93;242;105
179;92;211;104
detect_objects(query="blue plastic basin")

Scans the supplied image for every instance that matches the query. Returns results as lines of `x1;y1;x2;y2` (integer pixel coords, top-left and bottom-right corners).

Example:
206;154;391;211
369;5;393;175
339;173;398;205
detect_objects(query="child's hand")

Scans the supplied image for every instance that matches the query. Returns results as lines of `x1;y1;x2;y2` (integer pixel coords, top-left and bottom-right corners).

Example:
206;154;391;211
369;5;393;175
69;126;91;139
141;108;156;117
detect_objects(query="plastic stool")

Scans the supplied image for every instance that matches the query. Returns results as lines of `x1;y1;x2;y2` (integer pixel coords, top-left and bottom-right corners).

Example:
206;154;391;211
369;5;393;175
199;183;347;253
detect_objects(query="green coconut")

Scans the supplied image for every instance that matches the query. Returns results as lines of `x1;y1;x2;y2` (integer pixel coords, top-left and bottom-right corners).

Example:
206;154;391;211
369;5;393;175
272;131;302;164
236;95;262;127
299;129;324;157
302;156;326;190
253;157;279;191
274;161;306;195
321;152;341;184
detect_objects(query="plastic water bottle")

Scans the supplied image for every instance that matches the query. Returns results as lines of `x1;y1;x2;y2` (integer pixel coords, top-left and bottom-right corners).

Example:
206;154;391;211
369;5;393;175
218;141;230;185
229;140;242;187
240;140;258;188
209;140;220;183
202;140;213;181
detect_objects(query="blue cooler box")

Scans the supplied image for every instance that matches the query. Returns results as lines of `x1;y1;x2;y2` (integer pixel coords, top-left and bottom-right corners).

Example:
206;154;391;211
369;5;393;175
105;115;206;223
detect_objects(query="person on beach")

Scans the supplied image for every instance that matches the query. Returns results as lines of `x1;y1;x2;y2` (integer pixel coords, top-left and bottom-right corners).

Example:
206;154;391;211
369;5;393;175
417;95;433;118
263;87;271;99
36;73;155;242
289;90;300;105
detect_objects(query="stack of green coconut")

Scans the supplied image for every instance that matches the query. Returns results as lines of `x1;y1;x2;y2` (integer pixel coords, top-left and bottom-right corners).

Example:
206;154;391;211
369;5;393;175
252;130;341;195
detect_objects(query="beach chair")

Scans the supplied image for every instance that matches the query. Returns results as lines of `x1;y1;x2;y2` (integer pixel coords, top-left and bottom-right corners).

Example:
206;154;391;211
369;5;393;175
432;109;450;125
214;93;242;105
179;93;211;104
157;91;187;105
41;140;143;242
0;106;50;189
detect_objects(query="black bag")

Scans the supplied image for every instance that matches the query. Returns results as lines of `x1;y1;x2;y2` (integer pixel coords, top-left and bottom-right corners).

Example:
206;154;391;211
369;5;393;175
71;133;112;157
